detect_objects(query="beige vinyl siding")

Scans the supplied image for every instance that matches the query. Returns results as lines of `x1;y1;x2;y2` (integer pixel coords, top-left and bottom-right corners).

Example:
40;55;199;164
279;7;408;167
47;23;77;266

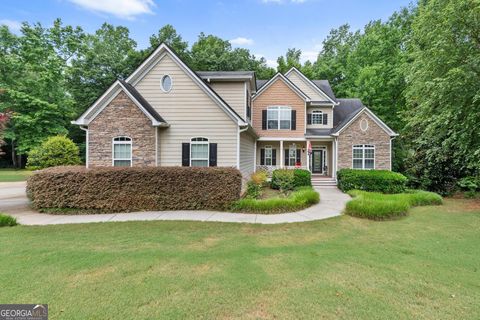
135;53;238;167
307;107;333;129
239;131;255;178
209;81;246;120
286;71;329;101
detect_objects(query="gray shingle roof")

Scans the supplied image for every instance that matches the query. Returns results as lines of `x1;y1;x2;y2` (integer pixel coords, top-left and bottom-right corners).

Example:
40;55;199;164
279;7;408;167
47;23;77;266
331;98;365;133
256;79;268;89
119;80;167;123
305;128;333;136
312;80;336;102
197;71;255;78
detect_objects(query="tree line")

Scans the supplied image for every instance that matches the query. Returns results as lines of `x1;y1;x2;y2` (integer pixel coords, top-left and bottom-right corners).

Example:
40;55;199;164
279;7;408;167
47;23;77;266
0;0;478;193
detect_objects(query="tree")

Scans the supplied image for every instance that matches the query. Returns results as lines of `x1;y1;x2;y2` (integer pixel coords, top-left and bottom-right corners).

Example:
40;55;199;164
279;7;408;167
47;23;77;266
403;0;480;193
148;24;190;62
276;48;302;73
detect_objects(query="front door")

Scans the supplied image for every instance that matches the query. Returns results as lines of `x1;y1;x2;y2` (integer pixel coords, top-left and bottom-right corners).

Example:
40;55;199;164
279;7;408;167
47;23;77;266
312;150;323;174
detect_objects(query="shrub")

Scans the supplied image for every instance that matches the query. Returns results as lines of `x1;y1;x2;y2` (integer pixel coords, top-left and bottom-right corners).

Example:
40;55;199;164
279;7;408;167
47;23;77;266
0;213;17;227
271;169;295;191
251;171;268;186
232;187;319;214
293;169;311;188
457;176;480;193
27;136;81;170
337;169;407;194
245;180;262;199
27;166;242;213
345;190;442;220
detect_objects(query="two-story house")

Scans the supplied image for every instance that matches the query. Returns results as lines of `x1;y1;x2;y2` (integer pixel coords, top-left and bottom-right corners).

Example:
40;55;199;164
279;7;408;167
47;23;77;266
73;43;397;185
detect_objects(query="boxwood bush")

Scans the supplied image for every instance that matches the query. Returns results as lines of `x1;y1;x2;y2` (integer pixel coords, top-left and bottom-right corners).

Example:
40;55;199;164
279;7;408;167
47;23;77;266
271;169;311;191
337;169;407;193
27;166;242;213
345;190;442;220
26;135;82;170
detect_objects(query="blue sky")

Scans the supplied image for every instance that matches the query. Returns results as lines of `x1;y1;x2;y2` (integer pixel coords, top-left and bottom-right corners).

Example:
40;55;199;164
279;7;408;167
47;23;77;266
1;0;412;66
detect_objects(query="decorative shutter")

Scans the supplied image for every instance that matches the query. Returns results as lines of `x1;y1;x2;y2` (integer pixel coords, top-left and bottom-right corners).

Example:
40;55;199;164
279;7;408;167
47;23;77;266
323;113;328;125
182;143;190;166
284;149;289;166
260;148;265;165
291;110;296;130
307;113;312;125
296;149;301;164
272;149;277;166
209;143;217;167
262;110;267;130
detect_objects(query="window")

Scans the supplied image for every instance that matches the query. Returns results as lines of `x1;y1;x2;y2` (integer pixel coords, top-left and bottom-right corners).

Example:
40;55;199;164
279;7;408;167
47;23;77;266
267;106;291;130
190;137;209;167
264;145;273;166
161;75;172;92
288;144;297;166
353;144;375;169
312;110;323;124
360;118;368;131
113;136;132;167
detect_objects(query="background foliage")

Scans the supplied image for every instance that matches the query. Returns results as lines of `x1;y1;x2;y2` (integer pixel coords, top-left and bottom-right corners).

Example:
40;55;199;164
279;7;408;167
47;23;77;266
1;0;478;192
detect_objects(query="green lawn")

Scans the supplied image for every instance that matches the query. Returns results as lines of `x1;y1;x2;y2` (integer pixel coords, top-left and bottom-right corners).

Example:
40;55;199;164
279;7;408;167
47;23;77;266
0;199;479;319
0;169;32;182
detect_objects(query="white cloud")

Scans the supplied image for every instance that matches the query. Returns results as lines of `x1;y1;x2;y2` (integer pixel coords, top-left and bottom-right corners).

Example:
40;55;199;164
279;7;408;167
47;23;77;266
68;0;155;19
230;37;254;46
255;53;277;68
0;19;22;32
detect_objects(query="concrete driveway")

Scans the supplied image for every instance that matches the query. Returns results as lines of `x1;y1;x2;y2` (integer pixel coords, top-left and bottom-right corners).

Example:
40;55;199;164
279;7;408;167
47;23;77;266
0;181;349;225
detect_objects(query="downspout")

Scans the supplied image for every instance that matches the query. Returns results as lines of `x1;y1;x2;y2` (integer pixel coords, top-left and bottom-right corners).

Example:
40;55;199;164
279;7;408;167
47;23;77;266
79;126;89;168
390;136;396;171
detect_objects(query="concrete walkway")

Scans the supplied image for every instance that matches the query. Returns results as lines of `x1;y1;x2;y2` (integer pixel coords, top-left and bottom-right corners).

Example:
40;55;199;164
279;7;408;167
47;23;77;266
0;182;349;225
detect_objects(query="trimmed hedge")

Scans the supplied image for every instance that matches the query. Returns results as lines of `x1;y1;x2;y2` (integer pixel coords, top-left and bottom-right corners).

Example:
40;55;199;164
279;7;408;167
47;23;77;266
345;190;442;220
337;169;407;193
231;186;319;214
271;169;311;191
27;166;242;213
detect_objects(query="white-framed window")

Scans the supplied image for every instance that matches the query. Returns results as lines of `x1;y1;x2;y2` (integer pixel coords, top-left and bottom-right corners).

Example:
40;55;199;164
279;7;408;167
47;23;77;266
190;137;209;167
312;110;323;124
161;75;172;92
112;136;132;167
353;144;375;169
288;143;297;166
267;106;291;130
264;145;273;166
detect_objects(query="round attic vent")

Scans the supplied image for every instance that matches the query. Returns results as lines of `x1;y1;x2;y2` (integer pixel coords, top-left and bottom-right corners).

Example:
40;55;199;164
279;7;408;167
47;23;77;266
360;118;368;132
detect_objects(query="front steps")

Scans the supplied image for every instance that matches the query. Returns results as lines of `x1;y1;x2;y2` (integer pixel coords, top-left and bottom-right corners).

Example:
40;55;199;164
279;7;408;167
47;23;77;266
311;175;337;187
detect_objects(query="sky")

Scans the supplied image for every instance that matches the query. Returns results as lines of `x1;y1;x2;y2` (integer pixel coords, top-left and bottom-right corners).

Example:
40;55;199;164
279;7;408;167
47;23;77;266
1;0;412;67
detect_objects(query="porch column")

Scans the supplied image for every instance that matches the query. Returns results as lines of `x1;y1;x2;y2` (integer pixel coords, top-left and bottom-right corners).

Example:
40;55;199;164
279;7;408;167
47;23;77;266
280;140;284;168
306;141;310;171
333;138;337;179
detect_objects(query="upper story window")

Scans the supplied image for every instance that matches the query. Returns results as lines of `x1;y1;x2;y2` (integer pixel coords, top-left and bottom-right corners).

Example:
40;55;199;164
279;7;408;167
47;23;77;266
312;110;323;124
267;106;291;130
353;144;375;170
161;75;172;92
190;137;209;167
112;136;132;167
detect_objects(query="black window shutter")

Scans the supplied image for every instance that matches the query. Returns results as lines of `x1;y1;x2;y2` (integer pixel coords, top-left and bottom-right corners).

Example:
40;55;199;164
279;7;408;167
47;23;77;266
182;143;190;166
260;148;265;165
323;113;328;125
307;113;312;125
262;110;267;130
291;110;296;130
272;149;277;165
296;149;301;164
209;143;217;167
284;149;289;166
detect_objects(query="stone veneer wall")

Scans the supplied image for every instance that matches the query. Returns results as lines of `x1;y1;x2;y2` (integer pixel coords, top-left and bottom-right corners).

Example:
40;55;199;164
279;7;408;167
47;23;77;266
337;113;391;170
88;91;156;167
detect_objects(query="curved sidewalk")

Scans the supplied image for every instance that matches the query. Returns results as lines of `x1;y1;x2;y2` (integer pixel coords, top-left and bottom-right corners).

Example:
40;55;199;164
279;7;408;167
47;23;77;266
0;182;350;225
